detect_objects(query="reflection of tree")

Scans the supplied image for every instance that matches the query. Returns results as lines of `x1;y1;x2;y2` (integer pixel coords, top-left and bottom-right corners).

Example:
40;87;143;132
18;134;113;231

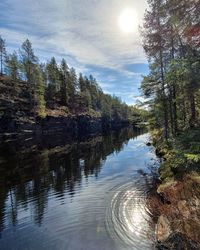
9;189;18;226
0;127;141;231
32;178;49;226
0;190;7;236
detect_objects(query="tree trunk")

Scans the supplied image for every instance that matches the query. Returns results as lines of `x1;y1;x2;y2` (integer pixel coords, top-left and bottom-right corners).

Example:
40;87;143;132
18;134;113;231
160;50;169;140
172;84;178;135
169;87;174;135
171;36;178;135
157;6;169;140
189;92;196;127
182;99;187;129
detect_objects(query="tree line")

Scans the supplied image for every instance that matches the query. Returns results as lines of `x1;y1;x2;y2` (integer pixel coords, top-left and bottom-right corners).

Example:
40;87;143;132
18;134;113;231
0;36;144;125
141;0;200;139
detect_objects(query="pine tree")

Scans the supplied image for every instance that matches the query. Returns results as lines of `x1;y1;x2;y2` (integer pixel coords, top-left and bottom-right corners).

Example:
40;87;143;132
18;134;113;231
6;51;19;80
141;0;200;135
60;58;70;105
89;75;102;110
78;73;86;93
20;39;38;83
68;67;77;103
84;76;92;110
46;57;60;103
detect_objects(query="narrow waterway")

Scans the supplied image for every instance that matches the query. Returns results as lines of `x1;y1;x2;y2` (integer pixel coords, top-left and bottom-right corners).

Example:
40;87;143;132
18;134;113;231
0;129;159;250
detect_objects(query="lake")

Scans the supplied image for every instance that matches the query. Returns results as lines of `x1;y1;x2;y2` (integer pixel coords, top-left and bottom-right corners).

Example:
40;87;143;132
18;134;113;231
0;128;159;250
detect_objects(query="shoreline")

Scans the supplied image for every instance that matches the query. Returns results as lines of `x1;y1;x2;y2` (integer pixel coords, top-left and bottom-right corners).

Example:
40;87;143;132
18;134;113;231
147;130;200;249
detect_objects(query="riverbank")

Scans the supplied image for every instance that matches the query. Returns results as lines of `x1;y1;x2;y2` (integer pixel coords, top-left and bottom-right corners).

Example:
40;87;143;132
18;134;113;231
148;129;200;249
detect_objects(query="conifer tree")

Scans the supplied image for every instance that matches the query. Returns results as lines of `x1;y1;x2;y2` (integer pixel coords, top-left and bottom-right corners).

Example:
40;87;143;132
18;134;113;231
20;39;38;83
6;51;19;80
68;67;77;104
141;0;200;136
46;57;60;103
60;58;70;105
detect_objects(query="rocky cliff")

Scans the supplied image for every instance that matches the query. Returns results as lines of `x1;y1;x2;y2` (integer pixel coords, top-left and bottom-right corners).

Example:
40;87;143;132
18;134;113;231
0;76;129;142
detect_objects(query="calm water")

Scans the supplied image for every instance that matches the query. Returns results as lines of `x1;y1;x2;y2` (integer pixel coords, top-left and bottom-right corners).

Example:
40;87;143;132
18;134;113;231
0;128;159;250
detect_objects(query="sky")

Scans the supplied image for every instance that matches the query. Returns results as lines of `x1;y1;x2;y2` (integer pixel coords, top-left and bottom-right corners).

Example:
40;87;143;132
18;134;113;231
0;0;149;105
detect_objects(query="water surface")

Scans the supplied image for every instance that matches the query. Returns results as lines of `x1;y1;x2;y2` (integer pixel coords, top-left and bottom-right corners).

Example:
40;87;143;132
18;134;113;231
0;129;159;250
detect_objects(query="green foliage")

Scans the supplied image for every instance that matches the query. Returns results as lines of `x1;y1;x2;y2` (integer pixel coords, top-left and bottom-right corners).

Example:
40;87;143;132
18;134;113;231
5;51;19;80
68;67;77;103
46;57;60;102
60;58;69;105
184;154;200;163
189;143;200;154
159;162;174;181
20;39;38;83
141;0;200;138
153;127;200;181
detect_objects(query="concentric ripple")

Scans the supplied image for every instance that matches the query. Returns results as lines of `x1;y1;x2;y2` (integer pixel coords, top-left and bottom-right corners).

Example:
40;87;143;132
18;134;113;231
106;177;156;250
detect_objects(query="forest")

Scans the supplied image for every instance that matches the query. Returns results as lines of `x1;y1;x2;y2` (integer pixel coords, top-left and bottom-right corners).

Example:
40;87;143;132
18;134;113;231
141;1;200;247
141;0;200;179
141;0;199;138
0;36;146;130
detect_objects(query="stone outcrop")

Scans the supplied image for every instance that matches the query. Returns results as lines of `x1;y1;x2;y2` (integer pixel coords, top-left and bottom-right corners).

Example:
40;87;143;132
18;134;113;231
148;174;200;249
0;77;130;142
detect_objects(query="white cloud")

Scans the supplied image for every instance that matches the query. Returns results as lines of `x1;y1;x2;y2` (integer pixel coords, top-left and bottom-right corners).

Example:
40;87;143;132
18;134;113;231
1;0;147;69
0;0;148;104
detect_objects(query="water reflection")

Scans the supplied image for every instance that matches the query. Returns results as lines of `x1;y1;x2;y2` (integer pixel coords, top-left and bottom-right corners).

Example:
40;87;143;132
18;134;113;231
106;174;157;250
0;128;141;233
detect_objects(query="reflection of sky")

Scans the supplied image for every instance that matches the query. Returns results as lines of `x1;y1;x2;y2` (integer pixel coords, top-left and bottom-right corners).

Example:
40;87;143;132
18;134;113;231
98;133;154;177
0;0;149;105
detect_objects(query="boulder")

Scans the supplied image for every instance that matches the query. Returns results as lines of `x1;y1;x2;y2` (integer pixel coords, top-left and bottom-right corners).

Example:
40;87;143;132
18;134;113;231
156;215;172;242
156;232;199;250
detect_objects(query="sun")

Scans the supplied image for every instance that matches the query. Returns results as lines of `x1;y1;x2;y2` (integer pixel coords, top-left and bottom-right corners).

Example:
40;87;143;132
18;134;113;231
118;8;138;33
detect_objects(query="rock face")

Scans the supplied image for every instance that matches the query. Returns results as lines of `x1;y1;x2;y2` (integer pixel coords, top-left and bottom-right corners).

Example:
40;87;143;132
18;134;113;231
0;114;106;142
0;77;130;141
0;111;130;142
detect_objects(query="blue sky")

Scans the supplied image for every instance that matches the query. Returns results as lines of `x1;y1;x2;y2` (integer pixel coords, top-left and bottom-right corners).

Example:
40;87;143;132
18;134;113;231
0;0;149;105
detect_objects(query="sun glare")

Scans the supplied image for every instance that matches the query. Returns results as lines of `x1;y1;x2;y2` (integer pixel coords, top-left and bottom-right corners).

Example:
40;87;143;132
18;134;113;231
118;8;138;33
